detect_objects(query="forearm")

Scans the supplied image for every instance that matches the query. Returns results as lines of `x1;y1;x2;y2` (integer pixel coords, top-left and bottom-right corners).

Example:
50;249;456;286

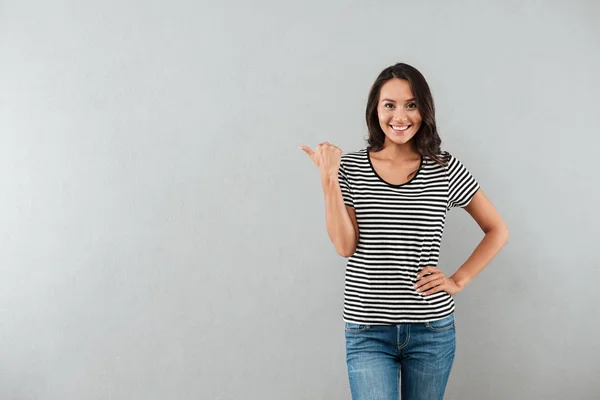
321;175;357;257
450;227;509;289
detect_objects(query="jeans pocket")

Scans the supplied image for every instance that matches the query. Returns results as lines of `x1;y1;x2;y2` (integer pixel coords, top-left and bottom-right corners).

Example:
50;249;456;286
345;322;370;332
424;313;455;332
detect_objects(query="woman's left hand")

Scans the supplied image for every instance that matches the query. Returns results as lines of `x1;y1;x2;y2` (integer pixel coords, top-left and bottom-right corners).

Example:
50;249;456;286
414;266;462;296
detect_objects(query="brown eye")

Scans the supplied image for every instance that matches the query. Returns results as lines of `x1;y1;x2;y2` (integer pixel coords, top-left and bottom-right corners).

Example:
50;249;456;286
407;103;417;109
384;103;394;109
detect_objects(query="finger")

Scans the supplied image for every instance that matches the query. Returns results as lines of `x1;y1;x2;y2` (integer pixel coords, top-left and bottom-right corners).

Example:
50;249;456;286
422;283;446;296
416;266;438;280
416;267;431;280
301;147;322;169
416;276;444;291
313;144;324;163
415;271;443;287
299;146;315;157
317;141;333;150
416;277;445;293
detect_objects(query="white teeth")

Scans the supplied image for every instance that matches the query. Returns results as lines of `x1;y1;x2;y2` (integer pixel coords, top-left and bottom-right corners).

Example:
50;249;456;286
391;125;410;131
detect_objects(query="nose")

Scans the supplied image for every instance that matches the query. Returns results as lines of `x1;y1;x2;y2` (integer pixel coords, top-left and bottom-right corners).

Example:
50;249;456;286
393;110;408;122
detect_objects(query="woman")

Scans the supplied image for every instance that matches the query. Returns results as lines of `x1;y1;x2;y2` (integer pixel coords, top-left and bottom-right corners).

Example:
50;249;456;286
300;63;509;400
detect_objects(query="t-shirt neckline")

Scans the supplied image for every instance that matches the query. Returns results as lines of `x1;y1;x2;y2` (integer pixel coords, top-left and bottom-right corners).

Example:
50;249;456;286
366;149;424;188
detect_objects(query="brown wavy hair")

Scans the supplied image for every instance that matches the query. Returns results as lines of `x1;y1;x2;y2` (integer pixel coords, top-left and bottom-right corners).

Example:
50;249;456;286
365;63;447;172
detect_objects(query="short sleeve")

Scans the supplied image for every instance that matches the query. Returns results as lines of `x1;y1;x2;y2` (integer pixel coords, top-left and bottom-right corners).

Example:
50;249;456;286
446;153;480;209
338;158;354;208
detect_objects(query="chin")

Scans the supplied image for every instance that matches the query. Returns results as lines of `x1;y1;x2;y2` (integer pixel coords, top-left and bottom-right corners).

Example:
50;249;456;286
386;134;416;145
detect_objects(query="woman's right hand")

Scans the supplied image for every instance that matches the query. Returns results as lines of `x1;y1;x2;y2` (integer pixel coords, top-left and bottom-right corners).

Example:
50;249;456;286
299;142;343;180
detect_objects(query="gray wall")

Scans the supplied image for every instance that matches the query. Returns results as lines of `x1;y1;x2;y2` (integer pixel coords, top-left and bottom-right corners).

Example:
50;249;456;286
1;0;599;399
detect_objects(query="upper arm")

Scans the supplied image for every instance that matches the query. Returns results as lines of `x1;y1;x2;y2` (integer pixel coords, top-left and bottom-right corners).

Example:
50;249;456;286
346;205;359;248
464;189;509;235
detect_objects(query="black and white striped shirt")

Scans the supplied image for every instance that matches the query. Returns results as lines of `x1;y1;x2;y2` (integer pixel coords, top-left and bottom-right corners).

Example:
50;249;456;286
338;148;480;324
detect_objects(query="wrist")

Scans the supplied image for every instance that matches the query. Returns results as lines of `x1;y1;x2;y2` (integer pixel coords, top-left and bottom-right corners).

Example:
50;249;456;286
450;275;468;290
320;172;339;185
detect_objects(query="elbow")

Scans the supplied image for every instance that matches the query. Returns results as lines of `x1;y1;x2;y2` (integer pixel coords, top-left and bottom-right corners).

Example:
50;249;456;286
336;244;356;258
493;224;510;246
338;250;354;258
500;221;510;243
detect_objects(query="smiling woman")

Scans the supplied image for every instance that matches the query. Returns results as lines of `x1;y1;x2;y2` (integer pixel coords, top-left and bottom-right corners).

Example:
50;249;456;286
379;81;422;141
300;62;509;400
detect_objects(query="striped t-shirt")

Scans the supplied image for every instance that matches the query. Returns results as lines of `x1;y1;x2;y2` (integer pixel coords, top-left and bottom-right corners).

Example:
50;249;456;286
338;148;480;324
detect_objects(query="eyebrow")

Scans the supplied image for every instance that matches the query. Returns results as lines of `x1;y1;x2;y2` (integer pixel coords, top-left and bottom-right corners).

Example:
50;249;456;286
381;98;416;103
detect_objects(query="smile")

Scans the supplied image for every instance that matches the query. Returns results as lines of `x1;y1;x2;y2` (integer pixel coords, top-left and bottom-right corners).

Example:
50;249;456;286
391;125;411;132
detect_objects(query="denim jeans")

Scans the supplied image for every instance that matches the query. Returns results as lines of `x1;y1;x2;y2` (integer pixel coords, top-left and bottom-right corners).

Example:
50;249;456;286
345;313;456;400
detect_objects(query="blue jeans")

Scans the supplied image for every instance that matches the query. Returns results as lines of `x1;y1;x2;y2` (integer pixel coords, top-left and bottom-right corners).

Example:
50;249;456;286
345;313;456;400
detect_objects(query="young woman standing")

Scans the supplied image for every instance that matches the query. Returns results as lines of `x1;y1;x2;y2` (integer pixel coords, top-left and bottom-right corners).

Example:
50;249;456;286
300;63;509;400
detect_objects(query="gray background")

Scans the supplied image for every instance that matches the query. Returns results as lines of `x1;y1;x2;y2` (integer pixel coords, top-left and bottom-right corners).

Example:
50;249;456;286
1;0;599;399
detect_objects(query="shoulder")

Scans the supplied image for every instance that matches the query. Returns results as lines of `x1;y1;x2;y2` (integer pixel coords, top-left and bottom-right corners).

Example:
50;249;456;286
428;150;466;168
434;150;452;163
422;150;452;169
341;148;367;165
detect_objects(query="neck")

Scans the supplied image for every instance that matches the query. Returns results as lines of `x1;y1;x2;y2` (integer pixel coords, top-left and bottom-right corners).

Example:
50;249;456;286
379;140;419;160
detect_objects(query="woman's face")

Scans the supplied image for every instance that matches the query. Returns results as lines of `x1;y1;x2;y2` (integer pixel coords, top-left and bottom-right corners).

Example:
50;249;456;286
377;78;422;147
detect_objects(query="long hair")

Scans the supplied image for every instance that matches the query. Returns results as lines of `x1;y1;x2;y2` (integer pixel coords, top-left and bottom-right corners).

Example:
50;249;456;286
365;63;447;170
